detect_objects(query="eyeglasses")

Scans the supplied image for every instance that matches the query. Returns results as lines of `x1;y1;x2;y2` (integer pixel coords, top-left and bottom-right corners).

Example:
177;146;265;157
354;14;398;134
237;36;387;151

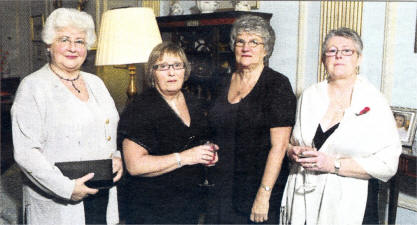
152;62;185;71
56;36;86;49
235;39;264;48
325;48;355;57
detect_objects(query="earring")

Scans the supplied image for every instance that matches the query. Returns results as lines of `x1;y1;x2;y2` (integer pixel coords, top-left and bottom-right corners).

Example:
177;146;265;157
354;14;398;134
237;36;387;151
356;66;360;75
324;70;330;80
46;49;51;61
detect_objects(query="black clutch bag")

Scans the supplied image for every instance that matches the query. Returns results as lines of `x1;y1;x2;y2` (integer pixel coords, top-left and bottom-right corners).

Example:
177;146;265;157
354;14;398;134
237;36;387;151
55;159;113;189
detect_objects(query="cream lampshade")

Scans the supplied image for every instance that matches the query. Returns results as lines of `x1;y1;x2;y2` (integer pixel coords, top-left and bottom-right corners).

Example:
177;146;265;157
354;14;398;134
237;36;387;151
95;7;162;99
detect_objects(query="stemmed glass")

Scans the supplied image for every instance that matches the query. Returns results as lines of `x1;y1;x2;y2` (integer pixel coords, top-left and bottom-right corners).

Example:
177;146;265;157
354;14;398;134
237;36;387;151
296;142;317;193
199;140;217;187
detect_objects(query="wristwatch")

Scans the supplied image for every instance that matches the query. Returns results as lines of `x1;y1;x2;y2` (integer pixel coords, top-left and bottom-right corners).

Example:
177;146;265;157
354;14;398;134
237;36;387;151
334;159;341;174
261;184;272;192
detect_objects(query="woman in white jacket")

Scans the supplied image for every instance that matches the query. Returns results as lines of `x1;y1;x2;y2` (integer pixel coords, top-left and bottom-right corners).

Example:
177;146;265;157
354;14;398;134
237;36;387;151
280;27;401;225
11;8;122;225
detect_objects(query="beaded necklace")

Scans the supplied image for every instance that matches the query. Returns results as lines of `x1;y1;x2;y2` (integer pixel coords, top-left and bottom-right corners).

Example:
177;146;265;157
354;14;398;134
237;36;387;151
50;64;81;93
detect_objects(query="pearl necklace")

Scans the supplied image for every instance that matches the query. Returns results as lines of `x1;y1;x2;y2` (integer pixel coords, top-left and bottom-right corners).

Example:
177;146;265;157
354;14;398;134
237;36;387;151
50;65;81;93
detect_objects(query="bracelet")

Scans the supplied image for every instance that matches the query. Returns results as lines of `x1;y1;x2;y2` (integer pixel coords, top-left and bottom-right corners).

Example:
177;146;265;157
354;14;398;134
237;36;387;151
174;153;182;168
261;184;272;192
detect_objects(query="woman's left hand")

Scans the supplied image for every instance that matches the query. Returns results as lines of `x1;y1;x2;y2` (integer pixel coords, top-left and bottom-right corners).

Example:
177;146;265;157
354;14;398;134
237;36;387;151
112;157;123;182
250;190;270;223
296;150;335;173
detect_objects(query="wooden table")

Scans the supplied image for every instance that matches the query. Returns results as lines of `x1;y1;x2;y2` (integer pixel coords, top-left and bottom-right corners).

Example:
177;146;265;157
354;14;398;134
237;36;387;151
388;148;417;224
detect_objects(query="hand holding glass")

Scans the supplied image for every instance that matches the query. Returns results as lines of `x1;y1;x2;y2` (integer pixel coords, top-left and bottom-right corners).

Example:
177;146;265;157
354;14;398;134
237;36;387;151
199;141;218;187
296;143;317;193
206;142;218;166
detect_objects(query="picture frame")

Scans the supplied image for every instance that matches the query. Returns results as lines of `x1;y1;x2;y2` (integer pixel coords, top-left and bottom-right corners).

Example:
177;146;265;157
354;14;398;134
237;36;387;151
30;14;44;42
217;1;259;12
391;106;417;147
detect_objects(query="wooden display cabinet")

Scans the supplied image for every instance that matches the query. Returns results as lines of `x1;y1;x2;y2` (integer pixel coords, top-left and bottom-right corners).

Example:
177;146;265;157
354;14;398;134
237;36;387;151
156;11;272;105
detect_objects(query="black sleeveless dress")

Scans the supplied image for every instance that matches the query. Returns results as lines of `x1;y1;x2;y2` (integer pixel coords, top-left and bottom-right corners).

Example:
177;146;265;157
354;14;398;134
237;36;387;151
206;67;297;224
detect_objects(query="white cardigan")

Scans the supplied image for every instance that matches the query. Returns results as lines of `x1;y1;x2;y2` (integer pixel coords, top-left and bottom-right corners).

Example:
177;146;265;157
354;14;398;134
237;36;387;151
11;64;120;225
280;76;401;225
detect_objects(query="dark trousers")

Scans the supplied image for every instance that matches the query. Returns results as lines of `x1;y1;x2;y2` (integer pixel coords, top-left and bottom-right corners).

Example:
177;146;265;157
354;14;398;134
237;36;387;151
204;184;280;225
228;209;279;224
124;201;202;224
205;207;279;224
83;189;109;224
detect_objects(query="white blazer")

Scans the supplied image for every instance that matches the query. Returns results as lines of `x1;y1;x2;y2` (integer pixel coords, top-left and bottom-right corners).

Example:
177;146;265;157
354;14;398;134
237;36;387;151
11;64;120;225
280;76;401;225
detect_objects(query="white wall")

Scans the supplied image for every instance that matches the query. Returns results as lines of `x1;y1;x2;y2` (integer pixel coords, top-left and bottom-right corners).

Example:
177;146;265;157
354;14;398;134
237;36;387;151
391;3;417;109
361;2;386;91
260;1;299;87
256;1;323;92
362;2;417;109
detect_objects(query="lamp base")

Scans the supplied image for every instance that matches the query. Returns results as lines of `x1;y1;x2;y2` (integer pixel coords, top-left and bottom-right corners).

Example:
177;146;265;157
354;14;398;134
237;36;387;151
127;64;137;101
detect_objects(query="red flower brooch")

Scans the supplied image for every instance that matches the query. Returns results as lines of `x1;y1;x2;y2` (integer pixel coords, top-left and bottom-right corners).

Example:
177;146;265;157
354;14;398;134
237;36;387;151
356;106;370;116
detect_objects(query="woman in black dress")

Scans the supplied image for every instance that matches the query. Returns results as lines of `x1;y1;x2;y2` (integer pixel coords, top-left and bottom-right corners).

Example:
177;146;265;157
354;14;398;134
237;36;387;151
118;42;218;224
206;15;297;224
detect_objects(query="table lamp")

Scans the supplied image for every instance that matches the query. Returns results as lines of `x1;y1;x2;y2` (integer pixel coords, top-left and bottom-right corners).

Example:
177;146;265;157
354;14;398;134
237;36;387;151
95;7;162;100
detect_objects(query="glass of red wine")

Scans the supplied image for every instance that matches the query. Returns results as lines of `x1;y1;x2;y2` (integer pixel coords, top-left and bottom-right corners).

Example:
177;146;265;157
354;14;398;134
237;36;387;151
199;140;217;187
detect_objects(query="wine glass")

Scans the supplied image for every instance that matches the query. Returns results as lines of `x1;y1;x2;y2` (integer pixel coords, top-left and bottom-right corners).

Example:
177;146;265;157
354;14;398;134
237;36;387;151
296;142;317;193
199;140;217;187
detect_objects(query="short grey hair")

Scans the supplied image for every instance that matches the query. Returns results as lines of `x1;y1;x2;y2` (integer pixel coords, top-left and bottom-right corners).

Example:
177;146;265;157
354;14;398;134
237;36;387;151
146;42;191;87
322;27;363;63
230;15;275;64
42;8;96;49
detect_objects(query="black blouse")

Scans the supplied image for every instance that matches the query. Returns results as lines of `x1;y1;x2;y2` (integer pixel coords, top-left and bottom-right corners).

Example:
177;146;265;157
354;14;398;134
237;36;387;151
208;67;297;214
313;123;340;150
117;88;209;203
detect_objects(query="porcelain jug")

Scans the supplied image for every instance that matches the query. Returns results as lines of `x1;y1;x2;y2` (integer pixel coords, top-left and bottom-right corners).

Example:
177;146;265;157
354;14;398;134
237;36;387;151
196;1;219;13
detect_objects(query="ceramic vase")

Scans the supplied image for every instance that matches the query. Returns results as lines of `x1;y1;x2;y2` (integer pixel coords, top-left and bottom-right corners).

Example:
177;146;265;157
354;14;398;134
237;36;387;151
196;1;219;13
